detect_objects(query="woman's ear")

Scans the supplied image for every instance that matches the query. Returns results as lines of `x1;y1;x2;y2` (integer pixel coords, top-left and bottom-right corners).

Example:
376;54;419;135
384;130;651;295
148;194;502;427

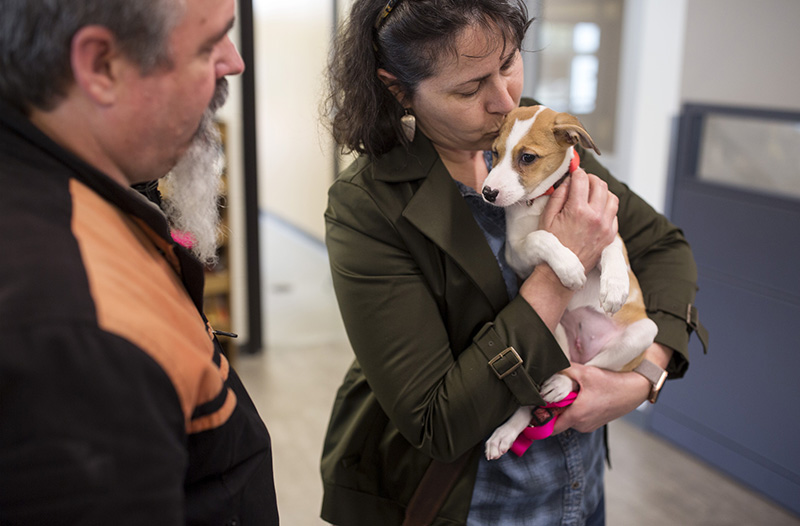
377;68;409;107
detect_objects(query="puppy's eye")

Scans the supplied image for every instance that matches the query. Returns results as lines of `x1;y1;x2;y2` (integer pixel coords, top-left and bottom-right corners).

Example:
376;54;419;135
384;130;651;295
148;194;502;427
491;150;499;161
520;153;537;165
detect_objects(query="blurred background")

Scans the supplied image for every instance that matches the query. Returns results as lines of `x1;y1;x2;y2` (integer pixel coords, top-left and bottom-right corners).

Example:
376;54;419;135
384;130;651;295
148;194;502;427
209;0;800;523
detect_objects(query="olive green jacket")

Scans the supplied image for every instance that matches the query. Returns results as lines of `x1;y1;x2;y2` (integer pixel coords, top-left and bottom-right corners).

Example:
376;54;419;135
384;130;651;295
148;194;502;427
320;106;702;526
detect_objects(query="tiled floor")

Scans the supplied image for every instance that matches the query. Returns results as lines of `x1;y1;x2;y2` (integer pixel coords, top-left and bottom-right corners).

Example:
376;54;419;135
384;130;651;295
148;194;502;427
235;215;800;525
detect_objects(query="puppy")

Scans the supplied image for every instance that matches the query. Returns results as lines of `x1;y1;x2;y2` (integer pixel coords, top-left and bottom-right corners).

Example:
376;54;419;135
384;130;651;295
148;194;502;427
481;105;658;460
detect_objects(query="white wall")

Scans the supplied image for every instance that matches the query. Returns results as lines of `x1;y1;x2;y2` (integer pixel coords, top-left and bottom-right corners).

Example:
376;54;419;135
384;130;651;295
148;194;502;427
254;0;335;241
680;0;800;111
612;0;688;213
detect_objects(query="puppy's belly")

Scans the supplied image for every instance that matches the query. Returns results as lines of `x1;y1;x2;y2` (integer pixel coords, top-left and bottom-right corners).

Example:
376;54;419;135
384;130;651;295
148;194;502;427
560;306;624;364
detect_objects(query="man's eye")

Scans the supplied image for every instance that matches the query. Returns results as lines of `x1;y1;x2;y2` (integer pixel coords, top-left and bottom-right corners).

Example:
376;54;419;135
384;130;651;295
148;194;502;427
520;153;537;165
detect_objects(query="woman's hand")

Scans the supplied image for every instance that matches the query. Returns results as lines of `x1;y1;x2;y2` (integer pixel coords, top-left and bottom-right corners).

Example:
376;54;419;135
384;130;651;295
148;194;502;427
551;343;674;433
551;363;650;434
539;168;619;271
517;169;620;331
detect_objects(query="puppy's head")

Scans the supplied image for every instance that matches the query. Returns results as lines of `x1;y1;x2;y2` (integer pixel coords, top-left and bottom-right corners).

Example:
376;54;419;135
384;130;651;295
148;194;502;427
481;105;600;207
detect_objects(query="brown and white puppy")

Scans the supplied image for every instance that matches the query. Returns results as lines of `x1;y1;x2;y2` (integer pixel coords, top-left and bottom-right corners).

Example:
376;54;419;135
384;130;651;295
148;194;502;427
481;105;657;460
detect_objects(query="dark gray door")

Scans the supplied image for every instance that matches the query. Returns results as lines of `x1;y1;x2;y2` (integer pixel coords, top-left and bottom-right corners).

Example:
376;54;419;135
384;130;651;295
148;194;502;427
650;104;800;517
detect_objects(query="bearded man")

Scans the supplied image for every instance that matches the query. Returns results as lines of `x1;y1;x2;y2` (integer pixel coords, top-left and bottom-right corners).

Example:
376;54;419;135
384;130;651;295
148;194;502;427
0;0;279;524
143;78;230;266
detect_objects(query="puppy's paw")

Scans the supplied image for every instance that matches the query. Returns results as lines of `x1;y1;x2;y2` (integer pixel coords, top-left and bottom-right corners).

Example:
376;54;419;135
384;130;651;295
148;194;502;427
540;373;575;403
550;258;586;291
485;426;518;460
600;272;629;314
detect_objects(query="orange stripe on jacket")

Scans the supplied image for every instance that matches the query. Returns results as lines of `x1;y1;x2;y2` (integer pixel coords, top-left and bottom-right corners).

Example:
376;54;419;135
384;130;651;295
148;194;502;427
69;180;235;432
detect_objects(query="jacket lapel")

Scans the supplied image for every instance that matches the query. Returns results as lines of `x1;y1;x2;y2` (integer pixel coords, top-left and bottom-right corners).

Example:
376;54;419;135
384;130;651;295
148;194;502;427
377;136;509;313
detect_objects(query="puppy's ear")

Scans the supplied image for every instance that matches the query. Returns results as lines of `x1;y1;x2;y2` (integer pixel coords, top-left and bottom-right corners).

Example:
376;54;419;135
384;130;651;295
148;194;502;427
553;113;601;155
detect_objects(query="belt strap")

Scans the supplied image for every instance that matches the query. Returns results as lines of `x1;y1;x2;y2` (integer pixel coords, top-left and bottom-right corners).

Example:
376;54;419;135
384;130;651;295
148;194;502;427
402;450;472;526
648;297;709;353
473;324;543;406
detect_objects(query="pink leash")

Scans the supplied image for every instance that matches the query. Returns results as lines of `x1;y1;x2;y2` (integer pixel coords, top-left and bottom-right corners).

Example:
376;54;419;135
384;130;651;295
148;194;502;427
510;391;578;456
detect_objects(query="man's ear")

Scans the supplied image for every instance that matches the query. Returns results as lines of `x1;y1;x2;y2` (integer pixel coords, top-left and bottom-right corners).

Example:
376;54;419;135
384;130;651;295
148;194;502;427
377;68;409;107
70;25;125;106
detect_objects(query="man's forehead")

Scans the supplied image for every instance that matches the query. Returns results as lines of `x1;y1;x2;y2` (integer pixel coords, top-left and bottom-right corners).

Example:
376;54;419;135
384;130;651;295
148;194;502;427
178;0;236;26
168;0;236;46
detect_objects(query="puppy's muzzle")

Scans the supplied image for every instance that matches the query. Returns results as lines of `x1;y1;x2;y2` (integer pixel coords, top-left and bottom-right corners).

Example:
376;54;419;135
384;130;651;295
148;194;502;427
482;186;499;203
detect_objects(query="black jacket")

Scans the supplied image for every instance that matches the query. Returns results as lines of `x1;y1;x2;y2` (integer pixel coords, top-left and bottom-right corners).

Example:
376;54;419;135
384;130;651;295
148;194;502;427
0;100;279;525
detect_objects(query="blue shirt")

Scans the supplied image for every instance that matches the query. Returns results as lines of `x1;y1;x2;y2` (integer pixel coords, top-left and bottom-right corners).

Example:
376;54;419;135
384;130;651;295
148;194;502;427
454;155;605;525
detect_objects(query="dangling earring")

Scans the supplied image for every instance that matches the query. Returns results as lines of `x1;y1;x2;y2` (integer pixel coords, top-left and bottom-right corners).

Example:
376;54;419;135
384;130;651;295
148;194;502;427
400;109;416;143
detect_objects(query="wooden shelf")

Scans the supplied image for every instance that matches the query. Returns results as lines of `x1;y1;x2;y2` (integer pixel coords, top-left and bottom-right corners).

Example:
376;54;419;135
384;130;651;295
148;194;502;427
203;120;237;362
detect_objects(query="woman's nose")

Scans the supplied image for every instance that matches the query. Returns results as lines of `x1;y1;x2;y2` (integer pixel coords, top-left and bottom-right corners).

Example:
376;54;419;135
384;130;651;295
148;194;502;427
486;79;517;115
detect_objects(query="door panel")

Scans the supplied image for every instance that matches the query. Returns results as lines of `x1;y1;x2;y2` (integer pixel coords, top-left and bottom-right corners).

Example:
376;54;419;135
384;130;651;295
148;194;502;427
651;104;800;517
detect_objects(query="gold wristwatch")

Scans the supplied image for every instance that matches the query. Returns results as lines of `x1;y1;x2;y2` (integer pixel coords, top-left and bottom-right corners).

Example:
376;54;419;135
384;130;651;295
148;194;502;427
633;359;668;403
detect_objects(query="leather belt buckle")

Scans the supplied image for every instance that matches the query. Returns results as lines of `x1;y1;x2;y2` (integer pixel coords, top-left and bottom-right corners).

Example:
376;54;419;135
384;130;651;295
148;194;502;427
488;347;523;379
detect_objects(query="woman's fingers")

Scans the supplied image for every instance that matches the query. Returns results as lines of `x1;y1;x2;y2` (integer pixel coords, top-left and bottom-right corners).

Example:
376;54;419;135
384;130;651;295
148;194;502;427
541;174;570;228
539;170;619;270
587;172;608;211
567;168;589;207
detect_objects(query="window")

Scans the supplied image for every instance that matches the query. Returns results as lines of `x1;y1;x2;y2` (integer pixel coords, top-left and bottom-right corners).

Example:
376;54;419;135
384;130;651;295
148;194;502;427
524;0;624;153
698;113;800;201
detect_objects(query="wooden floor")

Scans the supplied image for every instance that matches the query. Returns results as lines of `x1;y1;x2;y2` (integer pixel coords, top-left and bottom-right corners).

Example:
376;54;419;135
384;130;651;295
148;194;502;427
234;215;800;525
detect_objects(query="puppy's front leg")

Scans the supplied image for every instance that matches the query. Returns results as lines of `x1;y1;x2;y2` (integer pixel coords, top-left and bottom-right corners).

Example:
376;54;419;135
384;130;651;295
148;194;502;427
507;230;586;290
598;236;629;314
486;406;532;460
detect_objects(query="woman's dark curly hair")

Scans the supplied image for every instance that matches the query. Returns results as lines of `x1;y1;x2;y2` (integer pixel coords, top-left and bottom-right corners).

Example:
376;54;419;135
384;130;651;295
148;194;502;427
324;0;532;158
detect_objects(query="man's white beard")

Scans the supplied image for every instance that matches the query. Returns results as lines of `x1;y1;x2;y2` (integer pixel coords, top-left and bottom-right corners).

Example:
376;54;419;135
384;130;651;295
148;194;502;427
160;81;228;266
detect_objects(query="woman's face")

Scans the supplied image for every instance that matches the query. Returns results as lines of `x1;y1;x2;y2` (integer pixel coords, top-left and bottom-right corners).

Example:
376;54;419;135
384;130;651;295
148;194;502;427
410;25;524;153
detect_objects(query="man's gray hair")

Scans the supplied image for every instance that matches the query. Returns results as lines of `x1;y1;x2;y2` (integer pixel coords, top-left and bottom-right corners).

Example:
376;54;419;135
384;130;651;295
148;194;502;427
0;0;185;113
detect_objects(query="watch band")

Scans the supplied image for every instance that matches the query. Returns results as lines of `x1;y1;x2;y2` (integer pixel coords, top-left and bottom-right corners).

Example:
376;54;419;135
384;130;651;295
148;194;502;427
633;359;668;403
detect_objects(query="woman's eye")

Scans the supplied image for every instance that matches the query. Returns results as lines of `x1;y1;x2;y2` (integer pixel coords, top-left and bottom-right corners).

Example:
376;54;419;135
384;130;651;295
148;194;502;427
520;153;537;165
501;53;518;71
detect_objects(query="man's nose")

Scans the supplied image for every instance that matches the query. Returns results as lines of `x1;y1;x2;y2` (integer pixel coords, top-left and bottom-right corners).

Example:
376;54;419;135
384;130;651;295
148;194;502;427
217;36;245;78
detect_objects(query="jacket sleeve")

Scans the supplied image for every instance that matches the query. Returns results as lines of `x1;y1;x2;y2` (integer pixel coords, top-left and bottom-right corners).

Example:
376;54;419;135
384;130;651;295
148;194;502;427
0;324;187;524
578;146;703;377
325;178;569;462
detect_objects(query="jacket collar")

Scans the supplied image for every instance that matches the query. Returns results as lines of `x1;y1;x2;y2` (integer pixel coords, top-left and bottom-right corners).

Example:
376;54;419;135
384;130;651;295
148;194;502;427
384;133;510;313
0;99;206;309
371;130;441;183
0;99;168;231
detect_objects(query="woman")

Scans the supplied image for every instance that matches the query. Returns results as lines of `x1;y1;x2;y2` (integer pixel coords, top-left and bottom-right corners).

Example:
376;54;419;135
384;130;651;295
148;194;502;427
320;1;702;524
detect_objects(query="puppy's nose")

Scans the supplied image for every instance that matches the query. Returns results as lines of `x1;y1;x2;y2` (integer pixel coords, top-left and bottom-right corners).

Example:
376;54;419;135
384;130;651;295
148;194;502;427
482;186;499;203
